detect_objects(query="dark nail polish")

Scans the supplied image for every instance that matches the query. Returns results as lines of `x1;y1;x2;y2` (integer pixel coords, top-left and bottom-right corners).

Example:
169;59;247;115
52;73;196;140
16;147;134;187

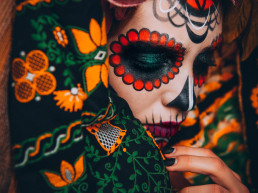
162;147;175;154
164;158;176;166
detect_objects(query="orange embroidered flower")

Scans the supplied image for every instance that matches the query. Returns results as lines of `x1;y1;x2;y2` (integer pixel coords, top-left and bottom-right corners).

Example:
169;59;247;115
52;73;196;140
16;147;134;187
53;26;69;47
53;84;87;112
85;57;109;92
71;18;108;93
12;50;57;103
250;85;258;114
71;18;107;54
43;155;85;188
16;0;51;11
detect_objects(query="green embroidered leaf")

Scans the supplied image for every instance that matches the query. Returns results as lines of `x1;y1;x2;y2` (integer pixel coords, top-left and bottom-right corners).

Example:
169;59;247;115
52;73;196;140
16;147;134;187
41;32;47;40
143;158;149;165
115;183;123;188
116;163;121;170
118;188;126;193
128;188;135;193
112;175;118;182
112;187;118;193
95;171;101;178
31;34;42;41
37;42;48;49
96;180;105;186
93;157;100;162
55;56;63;64
30;20;38;29
129;174;135;180
135;184;140;191
147;151;152;157
132;151;138;157
136;169;142;176
127;156;133;163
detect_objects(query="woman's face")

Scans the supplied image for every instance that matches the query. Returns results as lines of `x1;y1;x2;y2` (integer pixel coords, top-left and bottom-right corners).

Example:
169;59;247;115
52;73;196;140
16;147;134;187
108;0;222;143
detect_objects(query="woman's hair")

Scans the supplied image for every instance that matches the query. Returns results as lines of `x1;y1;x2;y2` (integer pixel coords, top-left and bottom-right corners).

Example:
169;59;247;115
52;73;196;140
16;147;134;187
105;0;231;38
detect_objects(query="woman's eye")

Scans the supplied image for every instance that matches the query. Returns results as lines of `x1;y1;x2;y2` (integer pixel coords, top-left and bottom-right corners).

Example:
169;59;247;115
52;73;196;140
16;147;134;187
109;29;186;91
123;43;175;73
193;50;215;87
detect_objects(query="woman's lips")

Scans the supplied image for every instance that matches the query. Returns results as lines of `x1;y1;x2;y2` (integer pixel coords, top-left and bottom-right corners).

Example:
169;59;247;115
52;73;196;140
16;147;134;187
144;121;182;138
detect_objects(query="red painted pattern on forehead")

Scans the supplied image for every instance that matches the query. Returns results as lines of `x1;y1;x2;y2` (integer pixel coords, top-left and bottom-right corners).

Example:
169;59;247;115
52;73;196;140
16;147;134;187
186;0;214;10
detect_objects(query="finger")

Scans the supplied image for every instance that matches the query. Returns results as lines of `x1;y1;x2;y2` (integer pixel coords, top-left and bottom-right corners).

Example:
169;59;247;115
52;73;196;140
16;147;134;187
232;171;241;181
163;146;242;182
163;146;217;158
169;172;191;190
165;155;242;193
178;184;229;193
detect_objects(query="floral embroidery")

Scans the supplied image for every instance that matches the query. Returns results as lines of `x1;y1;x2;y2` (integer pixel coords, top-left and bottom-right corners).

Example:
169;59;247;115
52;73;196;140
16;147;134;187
16;0;51;11
43;155;85;188
85;57;109;92
53;84;87;112
250;85;258;114
86;104;126;156
12;50;57;103
53;26;69;47
71;18;106;54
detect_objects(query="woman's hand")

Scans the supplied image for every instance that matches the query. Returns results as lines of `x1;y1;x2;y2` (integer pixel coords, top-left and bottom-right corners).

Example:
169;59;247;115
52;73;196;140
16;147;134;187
163;146;249;193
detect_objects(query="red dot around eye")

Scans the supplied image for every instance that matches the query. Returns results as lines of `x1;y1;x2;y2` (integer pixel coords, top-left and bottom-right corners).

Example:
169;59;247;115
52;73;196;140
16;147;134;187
154;79;161;88
127;30;139;42
150;32;160;44
115;65;125;76
194;76;198;86
119;35;129;46
175;61;182;67
161;75;168;83
110;55;121;66
174;44;181;51
159;34;167;45
134;79;144;90
198;76;204;87
167;72;174;79
172;67;179;74
167;39;175;48
145;81;153;91
111;42;122;53
123;73;134;84
139;29;150;42
177;57;183;61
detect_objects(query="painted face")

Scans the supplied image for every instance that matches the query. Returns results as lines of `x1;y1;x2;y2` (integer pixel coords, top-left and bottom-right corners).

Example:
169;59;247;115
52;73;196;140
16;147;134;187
108;0;222;146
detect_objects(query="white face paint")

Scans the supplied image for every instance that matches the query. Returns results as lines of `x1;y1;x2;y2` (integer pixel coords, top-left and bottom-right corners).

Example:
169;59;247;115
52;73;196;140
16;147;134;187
108;0;222;141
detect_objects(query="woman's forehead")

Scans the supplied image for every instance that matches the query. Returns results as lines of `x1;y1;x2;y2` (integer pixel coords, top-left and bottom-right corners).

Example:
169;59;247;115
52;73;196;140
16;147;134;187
116;0;222;50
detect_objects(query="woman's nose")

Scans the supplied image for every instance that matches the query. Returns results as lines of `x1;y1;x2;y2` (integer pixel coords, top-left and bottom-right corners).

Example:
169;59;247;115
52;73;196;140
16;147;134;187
166;76;196;111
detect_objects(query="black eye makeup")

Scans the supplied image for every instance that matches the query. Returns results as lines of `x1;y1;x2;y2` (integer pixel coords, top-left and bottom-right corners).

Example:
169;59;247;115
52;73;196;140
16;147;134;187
193;48;215;87
109;28;186;91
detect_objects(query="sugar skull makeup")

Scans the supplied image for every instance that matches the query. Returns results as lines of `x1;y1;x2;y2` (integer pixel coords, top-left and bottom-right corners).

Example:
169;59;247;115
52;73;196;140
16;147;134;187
109;28;185;91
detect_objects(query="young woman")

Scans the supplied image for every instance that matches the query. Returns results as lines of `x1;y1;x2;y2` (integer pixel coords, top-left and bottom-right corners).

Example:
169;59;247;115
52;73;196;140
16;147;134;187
106;0;249;192
7;0;249;192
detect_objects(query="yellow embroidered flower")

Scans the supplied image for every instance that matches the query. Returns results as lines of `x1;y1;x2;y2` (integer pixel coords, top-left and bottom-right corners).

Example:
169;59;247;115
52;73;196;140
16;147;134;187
53;26;69;47
250;85;258;114
53;84;87;112
71;18;107;54
85;57;109;92
43;155;85;188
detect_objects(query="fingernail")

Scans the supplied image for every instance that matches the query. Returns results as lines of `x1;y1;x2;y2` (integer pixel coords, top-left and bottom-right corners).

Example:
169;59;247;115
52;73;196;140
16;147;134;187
162;147;175;154
164;158;176;166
